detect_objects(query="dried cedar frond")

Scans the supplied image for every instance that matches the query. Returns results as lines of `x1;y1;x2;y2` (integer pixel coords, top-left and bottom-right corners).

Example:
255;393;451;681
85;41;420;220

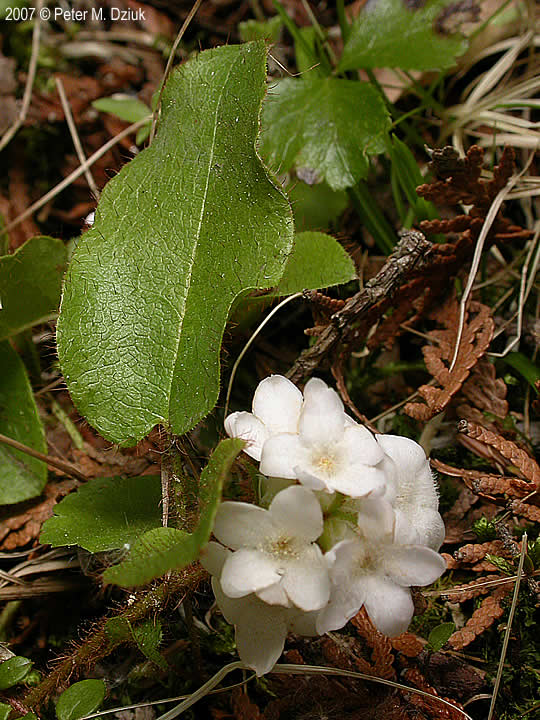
403;667;466;719
431;459;530;500
458;420;540;487
441;575;506;603
419;146;531;246
509;500;540;522
456;356;508;428
453;540;509;565
351;608;396;679
447;584;511;650
405;298;493;421
391;633;424;658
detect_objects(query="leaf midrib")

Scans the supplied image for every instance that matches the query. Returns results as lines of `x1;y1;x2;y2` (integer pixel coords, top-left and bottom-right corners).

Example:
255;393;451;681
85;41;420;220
166;56;237;419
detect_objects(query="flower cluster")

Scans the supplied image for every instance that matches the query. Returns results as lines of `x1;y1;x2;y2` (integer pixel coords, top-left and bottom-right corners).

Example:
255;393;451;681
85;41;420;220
202;376;446;675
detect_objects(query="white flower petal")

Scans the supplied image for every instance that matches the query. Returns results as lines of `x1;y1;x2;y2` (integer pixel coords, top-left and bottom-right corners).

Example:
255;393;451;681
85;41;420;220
257;583;291;606
282;545;330;611
384;545;446;587
378;435;439;509
295;466;330;492
260;433;306;479
299;382;345;446
316;539;366;634
220;548;281;598
287;608;319;636
235;611;287;676
363;576;414;637
212;579;288;675
355;497;394;540
395;505;445;550
269;485;323;541
327;464;387;498
213;502;275;549
341;425;384;466
200;541;230;577
224;411;268;460
252;375;303;434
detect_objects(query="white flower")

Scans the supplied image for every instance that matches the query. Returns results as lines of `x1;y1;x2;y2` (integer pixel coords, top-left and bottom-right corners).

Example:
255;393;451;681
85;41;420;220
317;498;446;637
260;378;390;498
201;541;318;676
224;375;303;460
211;485;330;611
376;435;445;550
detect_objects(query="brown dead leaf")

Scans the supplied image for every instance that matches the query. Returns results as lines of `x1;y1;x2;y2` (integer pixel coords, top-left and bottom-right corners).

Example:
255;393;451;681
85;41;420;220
0;480;77;550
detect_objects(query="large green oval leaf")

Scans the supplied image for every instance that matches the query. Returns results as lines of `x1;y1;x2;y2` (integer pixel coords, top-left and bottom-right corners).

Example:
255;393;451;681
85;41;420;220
40;475;162;552
0;341;47;504
0;236;68;341
338;0;468;72
57;42;294;446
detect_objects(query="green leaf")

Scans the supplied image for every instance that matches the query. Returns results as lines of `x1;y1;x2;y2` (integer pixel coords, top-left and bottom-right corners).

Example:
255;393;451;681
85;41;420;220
289;181;348;232
0;656;32;690
103;438;244;586
40;475;162;552
272;231;356;296
105;618;167;670
56;679;106;720
132;619;167;670
92;95;152;123
339;0;468;72
502;352;540;390
472;516;497;542
238;15;282;42
486;554;514;575
388;135;438;223
57;41;294;446
0;342;47;504
427;622;455;651
0;704;11;720
0;236;68;341
260;77;390;191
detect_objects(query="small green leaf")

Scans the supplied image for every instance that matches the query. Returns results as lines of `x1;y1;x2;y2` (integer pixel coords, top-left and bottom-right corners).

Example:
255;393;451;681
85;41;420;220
58;42;294;446
238;15;282;42
528;539;540;569
260;77;390;191
40;475;162;552
472;516;497;542
132;619;167;670
103;438;244;586
56;679;106;720
289;181;348;232
272;231;356;296
0;342;47;504
105;618;167;669
92;95;152;123
0;656;32;690
486;554;514;575
0;704;11;720
427;622;455;651
0;236;68;341
338;0;468;72
502;352;540;390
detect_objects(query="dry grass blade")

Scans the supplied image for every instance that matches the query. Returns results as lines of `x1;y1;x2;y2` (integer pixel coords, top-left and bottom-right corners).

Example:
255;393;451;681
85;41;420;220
0;0;43;152
487;533;527;720
55;76;99;198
